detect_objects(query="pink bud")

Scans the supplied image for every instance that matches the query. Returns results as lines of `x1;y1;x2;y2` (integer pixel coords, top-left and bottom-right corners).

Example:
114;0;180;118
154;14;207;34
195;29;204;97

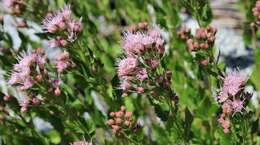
120;106;126;112
17;20;27;28
32;98;41;105
3;96;12;101
124;120;131;126
109;112;115;117
107;119;114;125
198;59;209;66
59;39;68;47
136;87;144;94
48;25;57;33
115;118;122;124
54;87;61;96
58;21;66;29
125;112;132;119
112;125;120;132
35;75;42;81
115;111;123;118
223;128;229;134
165;70;172;79
20;107;27;113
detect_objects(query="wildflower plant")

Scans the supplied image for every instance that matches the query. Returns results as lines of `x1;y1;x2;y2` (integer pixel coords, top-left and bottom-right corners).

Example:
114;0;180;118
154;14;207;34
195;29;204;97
0;1;259;145
117;23;177;103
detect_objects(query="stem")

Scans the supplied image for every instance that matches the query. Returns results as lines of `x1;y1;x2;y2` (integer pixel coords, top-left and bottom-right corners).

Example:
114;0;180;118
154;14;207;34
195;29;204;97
251;25;257;50
121;132;140;145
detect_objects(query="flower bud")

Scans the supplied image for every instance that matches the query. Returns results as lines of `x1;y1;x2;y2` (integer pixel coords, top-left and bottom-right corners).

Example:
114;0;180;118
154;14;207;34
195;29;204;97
165;70;172;79
35;74;42;81
3;96;12;101
115;111;123;118
109;112;115;117
125;112;132;119
32;97;41;105
115;118;122;124
54;87;61;96
136;87;144;94
124;120;131;126
120;106;126;112
59;39;68;47
21;106;27;113
58;21;66;29
107;119;114;125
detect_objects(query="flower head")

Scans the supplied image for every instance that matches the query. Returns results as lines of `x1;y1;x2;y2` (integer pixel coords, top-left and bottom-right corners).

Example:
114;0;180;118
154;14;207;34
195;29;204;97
42;5;82;47
8;50;47;90
54;51;73;73
117;58;138;77
218;71;248;103
122;33;144;56
136;68;148;81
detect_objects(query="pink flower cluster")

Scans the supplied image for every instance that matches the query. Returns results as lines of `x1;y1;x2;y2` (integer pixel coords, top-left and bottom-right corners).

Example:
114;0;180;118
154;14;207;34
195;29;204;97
107;106;136;135
117;23;172;96
54;51;74;74
252;1;260;26
186;26;216;51
71;141;92;145
42;5;82;48
8;49;74;112
8;48;47;90
3;0;25;16
19;94;42;113
178;26;217;65
217;71;251;133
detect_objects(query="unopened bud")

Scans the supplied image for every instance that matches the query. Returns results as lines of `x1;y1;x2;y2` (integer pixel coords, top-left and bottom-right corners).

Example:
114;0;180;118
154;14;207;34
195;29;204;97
3;96;12;101
125;112;132;119
35;75;42;81
136;87;144;94
107;119;114;125
54;87;61;96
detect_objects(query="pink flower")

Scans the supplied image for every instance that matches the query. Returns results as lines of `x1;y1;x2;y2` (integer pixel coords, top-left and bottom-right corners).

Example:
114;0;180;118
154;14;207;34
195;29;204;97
120;80;131;91
136;87;144;94
136;69;148;81
42;14;63;33
48;39;59;48
42;6;69;33
142;35;155;48
222;100;233;115
195;28;207;39
19;96;30;109
231;99;244;113
8;50;47;90
60;5;72;20
122;33;144;56
147;59;159;69
20;77;34;90
117;58;138;77
67;18;83;41
218;71;248;103
54;51;72;73
148;26;162;39
3;0;13;7
218;115;230;134
71;141;92;145
42;5;82;44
